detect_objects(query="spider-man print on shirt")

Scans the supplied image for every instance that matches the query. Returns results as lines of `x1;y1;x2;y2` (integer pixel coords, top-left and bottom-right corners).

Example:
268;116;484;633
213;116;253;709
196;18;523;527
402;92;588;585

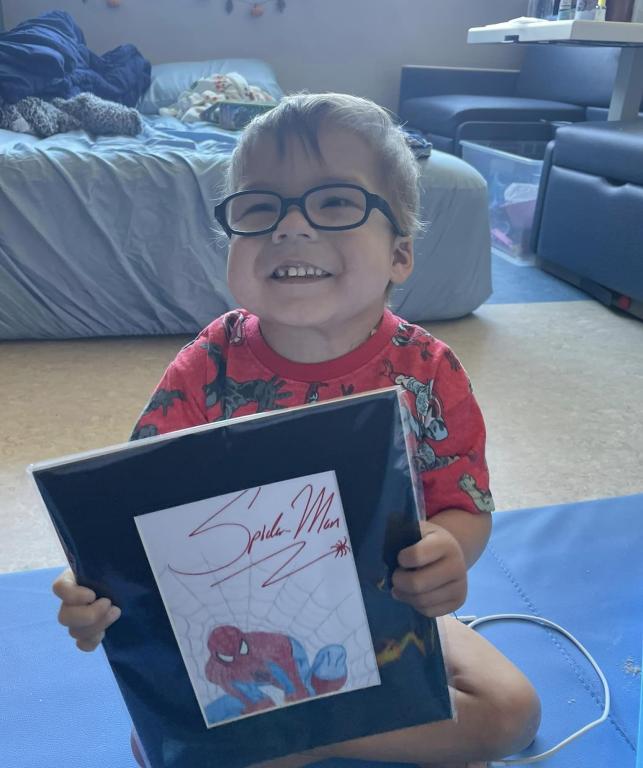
202;341;292;419
381;359;459;473
305;382;329;403
391;322;433;361
142;388;186;417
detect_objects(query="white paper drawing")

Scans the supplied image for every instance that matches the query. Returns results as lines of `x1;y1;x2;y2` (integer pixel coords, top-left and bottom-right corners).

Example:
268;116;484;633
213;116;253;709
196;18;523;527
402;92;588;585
135;470;380;728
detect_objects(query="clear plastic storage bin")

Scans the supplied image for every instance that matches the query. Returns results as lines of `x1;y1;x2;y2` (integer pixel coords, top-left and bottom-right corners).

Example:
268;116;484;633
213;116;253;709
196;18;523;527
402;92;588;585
460;139;547;263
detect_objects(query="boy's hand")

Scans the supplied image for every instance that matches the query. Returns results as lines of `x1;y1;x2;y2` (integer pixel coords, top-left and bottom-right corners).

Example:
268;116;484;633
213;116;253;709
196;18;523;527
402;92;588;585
391;520;467;617
52;569;121;652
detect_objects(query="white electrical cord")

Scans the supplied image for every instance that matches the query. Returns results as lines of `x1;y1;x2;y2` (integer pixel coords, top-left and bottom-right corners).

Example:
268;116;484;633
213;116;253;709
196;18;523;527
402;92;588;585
458;613;611;765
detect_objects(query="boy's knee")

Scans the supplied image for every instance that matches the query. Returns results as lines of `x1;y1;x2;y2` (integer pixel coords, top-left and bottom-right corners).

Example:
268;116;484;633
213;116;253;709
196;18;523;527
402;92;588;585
485;676;541;758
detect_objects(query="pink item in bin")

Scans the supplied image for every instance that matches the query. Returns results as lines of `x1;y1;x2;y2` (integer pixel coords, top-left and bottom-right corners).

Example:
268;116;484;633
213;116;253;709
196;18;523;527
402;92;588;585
491;228;516;250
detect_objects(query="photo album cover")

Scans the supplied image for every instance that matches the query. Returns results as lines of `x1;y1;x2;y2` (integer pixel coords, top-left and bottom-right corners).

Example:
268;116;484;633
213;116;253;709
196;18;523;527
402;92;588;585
30;387;453;768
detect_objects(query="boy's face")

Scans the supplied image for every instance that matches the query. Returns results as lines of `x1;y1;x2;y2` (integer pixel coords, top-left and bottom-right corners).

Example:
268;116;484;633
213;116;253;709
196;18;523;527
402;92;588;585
226;125;413;341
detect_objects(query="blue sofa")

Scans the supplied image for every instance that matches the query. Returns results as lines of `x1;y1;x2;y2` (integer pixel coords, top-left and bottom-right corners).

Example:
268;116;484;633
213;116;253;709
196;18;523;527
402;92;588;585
531;119;643;316
399;45;642;155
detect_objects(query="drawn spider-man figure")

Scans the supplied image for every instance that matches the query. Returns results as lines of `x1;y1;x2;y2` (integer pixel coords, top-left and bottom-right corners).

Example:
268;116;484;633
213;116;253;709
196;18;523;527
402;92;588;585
204;625;347;723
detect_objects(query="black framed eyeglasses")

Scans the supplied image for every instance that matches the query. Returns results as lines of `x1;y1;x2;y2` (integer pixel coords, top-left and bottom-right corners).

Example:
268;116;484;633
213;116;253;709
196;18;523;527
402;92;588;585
214;183;405;238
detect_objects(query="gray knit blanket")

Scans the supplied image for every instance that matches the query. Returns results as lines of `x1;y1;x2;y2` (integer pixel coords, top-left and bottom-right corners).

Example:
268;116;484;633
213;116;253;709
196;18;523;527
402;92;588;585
0;92;142;138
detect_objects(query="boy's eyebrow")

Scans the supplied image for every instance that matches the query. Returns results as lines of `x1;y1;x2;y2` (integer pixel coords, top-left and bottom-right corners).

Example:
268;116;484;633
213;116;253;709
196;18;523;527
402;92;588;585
238;175;371;192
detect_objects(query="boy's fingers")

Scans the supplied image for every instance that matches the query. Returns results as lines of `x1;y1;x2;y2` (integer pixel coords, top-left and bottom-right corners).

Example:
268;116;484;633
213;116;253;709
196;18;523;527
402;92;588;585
397;544;441;570
394;578;467;612
397;532;442;570
75;632;105;652
392;558;456;595
58;598;118;629
68;624;101;642
52;570;96;606
58;596;109;628
68;606;120;643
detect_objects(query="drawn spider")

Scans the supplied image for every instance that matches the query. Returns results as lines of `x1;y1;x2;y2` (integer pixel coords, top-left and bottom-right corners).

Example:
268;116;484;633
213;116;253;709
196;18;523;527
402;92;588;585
331;537;351;558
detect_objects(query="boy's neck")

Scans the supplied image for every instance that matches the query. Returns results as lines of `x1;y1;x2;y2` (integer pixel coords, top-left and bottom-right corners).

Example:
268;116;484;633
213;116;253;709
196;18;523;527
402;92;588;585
258;305;387;364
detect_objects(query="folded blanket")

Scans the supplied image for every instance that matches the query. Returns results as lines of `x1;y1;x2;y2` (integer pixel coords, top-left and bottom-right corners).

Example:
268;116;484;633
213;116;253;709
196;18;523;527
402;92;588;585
0;10;150;106
0;93;142;137
160;72;276;123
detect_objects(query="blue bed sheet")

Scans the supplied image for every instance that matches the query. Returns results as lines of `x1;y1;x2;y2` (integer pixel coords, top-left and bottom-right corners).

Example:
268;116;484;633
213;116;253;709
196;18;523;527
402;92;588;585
0;115;240;339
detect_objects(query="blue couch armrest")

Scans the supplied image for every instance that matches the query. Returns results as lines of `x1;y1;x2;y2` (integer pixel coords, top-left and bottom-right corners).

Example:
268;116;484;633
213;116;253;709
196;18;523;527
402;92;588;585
530;140;556;254
399;65;519;111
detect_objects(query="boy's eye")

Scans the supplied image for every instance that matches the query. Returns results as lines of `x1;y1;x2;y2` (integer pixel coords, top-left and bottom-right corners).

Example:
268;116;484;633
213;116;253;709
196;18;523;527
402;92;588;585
228;192;281;227
241;202;278;217
319;196;357;209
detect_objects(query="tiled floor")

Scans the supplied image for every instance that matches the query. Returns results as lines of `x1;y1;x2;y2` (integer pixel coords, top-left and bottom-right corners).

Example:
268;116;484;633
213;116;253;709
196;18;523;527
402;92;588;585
2;298;642;573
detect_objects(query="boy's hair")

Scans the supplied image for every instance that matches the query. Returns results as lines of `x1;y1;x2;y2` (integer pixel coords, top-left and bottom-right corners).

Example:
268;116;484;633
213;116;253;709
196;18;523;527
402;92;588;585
226;92;423;239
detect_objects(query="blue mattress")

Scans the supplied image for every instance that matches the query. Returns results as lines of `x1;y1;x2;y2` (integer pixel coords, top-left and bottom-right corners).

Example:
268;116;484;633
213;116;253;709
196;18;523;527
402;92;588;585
1;494;640;767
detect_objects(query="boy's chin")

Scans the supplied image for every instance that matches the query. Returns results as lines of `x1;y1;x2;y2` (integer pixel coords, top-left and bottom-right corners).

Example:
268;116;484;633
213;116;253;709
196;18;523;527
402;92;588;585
257;300;385;334
259;306;336;328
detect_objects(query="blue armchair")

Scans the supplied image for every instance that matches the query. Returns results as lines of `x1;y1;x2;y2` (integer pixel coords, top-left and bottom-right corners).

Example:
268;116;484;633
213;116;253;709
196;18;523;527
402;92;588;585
531;119;643;316
398;45;637;155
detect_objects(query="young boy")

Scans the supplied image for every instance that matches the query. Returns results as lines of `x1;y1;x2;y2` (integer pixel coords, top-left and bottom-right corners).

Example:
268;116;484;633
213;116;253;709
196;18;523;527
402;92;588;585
53;93;540;768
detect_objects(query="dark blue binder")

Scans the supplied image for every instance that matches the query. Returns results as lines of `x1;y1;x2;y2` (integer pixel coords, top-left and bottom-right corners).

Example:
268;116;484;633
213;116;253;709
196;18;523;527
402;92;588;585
31;388;451;768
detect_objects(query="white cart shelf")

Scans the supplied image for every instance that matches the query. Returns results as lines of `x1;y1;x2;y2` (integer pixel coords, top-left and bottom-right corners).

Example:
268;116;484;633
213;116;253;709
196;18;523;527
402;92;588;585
468;19;643;120
467;19;643;46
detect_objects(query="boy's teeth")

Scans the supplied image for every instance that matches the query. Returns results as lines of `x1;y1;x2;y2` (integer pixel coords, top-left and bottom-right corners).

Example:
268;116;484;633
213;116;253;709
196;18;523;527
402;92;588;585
273;265;329;279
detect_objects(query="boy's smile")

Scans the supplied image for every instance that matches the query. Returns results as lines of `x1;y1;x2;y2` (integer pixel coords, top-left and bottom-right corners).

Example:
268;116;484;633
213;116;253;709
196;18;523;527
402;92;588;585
226;124;413;363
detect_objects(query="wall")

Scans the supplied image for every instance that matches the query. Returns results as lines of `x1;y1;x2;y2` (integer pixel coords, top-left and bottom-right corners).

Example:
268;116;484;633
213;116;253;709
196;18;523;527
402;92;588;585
3;0;527;109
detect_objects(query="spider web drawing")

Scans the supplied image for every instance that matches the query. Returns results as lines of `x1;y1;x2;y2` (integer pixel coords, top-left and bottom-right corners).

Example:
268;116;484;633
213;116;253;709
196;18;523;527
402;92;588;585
138;472;381;726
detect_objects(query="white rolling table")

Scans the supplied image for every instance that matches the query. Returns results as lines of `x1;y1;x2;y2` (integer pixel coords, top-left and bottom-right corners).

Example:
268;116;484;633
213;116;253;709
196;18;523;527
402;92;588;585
468;17;643;120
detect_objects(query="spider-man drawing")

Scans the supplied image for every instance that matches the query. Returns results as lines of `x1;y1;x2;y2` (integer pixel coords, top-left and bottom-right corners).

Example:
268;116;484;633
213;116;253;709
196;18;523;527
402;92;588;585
204;625;347;723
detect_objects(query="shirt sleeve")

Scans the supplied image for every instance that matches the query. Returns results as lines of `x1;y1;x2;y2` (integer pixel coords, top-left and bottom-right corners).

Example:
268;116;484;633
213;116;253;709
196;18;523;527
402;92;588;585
418;346;494;518
130;330;217;440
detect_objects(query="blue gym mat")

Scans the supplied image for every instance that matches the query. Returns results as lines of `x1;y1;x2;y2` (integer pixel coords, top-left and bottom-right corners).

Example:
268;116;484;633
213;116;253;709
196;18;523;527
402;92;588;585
1;494;640;768
486;253;588;305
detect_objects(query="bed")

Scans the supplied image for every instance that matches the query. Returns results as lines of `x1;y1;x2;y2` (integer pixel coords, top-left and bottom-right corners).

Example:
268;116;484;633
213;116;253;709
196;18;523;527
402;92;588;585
0;58;491;340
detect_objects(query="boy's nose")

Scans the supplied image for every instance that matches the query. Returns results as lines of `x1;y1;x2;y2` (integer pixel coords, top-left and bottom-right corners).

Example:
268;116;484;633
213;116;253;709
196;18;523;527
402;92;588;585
272;205;318;243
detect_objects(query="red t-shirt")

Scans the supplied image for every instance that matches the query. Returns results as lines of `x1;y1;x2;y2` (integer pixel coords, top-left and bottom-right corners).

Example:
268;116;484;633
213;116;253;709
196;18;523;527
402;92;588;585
132;308;494;518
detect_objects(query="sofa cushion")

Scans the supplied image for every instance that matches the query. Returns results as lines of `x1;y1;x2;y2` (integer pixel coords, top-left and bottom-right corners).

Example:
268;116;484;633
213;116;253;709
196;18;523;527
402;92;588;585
400;95;585;136
517;46;619;107
553;120;643;186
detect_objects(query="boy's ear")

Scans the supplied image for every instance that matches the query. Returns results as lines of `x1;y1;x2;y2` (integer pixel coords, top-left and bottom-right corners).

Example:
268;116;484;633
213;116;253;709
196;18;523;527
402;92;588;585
390;236;414;284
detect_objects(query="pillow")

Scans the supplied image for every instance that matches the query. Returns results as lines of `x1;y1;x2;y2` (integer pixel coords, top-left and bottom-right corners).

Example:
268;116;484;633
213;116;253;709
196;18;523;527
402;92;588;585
137;58;283;114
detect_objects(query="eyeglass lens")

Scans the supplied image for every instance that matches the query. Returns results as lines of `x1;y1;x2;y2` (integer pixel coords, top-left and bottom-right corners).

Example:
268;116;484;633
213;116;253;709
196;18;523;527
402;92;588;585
226;186;368;233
